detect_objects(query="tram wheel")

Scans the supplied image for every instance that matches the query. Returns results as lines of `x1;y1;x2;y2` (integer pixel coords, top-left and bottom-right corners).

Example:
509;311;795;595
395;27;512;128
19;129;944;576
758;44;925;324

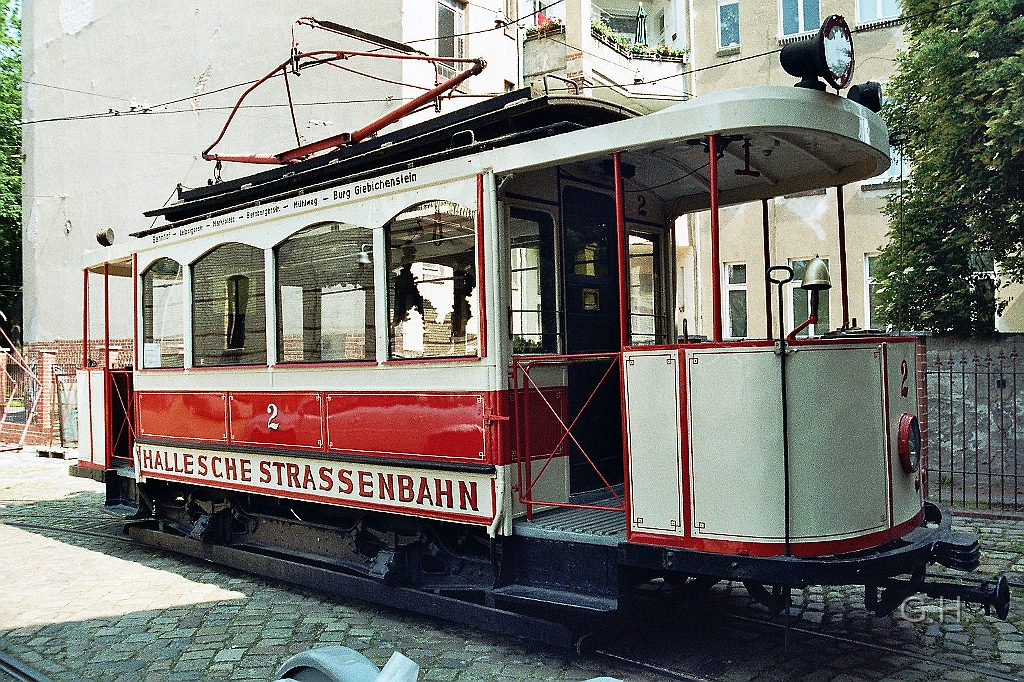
743;582;789;614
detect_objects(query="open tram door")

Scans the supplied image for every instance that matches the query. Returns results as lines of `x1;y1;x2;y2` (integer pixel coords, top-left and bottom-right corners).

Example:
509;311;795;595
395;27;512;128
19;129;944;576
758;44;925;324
561;186;623;494
73;254;136;493
508;162;673;511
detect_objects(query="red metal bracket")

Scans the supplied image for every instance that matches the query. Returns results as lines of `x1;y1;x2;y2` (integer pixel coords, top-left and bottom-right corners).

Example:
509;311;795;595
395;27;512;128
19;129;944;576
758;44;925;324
203;19;486;165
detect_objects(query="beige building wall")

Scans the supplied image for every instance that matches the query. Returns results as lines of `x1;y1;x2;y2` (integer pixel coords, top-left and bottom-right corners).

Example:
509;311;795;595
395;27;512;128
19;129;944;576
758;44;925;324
679;0;905;339
22;1;518;346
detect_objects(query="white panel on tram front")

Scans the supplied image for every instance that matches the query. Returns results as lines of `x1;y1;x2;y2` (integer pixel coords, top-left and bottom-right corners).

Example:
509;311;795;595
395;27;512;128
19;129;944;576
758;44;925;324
624;350;683;535
686;348;785;541
786;345;889;539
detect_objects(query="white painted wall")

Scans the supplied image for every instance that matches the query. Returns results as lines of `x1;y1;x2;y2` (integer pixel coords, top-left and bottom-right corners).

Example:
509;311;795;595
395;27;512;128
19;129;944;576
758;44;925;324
22;1;517;344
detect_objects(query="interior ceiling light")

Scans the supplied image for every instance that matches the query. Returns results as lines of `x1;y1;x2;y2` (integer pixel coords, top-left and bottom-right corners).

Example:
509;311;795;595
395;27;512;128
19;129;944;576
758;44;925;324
780;15;854;91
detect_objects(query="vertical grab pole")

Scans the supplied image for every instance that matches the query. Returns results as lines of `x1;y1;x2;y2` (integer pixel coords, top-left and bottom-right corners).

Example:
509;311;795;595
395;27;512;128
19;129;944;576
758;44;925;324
614;152;629;349
613;153;633;523
762;199;773;337
82;269;89;368
837;185;850;328
768;264;795;649
103;263;110;371
709;136;723;343
103;262;112;467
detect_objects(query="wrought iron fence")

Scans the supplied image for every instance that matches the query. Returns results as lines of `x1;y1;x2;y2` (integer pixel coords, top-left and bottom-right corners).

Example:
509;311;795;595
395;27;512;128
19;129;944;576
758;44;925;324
926;345;1023;512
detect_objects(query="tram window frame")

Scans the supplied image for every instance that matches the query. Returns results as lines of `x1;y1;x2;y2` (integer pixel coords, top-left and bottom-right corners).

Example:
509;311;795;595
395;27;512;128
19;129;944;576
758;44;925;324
275;222;376;364
628;231;666;346
386;200;480;361
140;257;185;369
509;207;559;354
192;242;268;367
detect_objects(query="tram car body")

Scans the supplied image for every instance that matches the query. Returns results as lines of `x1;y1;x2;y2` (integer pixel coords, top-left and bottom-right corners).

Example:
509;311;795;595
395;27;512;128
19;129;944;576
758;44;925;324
75;72;1008;642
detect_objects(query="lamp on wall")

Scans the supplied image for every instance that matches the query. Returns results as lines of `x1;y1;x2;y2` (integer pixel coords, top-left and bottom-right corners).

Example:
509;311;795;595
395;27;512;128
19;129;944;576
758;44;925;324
96;228;115;247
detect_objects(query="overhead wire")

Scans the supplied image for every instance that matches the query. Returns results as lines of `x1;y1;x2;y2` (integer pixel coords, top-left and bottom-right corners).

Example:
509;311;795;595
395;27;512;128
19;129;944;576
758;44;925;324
14;0;970;130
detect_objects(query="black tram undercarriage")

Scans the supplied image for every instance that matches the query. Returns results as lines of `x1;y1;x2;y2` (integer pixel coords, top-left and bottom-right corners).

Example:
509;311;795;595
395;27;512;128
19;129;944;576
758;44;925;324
106;468;1009;647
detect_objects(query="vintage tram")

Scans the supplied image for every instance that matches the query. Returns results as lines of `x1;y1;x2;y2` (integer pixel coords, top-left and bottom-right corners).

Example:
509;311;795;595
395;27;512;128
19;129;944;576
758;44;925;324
73;18;1009;645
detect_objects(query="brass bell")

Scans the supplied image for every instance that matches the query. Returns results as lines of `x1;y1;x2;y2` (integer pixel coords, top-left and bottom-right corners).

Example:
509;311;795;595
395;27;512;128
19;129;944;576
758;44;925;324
801;256;831;291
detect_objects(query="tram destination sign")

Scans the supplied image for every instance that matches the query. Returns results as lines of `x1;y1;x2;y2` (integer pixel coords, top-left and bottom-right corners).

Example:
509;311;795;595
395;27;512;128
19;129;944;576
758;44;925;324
134;443;496;525
149;168;429;246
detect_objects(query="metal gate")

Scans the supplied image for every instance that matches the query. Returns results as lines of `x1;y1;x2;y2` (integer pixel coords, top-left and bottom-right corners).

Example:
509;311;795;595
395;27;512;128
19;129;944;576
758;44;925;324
926;346;1023;512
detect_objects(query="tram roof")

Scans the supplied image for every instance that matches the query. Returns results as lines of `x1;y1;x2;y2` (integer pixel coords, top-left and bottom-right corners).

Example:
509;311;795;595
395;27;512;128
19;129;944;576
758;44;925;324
143;87;639;228
141;84;889;231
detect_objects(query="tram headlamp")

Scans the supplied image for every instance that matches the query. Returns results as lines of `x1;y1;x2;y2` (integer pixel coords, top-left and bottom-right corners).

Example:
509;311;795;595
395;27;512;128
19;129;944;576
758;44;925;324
898;413;922;474
848;81;883;113
780;15;854;91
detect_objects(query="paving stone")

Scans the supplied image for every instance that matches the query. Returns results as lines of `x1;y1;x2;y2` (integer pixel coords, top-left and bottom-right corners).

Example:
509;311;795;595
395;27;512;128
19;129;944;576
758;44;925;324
5;451;1024;682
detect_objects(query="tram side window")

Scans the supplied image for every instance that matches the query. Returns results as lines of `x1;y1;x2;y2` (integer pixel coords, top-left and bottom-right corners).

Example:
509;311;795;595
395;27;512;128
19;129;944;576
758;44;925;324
629;233;665;345
141;258;185;368
192;243;267;366
276;222;376;362
387;200;478;359
509;209;557;354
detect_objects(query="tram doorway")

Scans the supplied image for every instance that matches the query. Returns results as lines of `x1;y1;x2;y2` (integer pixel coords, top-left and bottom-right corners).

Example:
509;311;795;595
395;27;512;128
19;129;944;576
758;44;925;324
561;187;623;495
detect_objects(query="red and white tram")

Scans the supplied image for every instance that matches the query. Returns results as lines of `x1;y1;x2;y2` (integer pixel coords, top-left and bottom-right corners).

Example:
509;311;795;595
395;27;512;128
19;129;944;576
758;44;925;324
74;19;1008;644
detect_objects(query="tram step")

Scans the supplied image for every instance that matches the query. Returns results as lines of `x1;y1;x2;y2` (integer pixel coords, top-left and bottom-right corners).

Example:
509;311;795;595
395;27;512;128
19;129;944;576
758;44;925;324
492;585;618;612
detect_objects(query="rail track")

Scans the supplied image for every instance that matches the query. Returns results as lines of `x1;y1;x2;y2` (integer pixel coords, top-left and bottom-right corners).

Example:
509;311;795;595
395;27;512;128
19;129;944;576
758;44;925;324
0;651;52;682
2;509;1022;682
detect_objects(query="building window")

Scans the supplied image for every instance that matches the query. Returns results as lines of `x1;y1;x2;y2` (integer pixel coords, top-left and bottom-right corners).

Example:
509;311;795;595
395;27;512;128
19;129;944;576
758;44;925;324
781;0;820;36
725;263;748;339
789;258;829;337
387;200;478;359
192;242;266;366
718;0;740;49
865;254;882;330
509;208;558;354
437;0;465;78
859;0;900;23
276;222;376;363
141;258;184;369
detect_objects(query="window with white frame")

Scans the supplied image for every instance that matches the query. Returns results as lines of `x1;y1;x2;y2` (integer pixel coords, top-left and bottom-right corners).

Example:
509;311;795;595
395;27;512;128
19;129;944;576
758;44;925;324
437;0;466;78
859;0;901;23
141;258;184;369
781;0;820;36
865;254;882;330
789;258;829;337
718;0;740;49
725;263;748;338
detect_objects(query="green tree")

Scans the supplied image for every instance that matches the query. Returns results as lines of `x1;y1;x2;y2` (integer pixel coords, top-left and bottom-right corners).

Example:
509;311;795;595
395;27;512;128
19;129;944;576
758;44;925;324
0;0;20;345
877;0;1024;335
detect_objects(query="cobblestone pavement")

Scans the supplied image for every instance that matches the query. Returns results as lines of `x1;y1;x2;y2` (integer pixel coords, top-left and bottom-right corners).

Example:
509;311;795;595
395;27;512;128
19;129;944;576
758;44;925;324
2;449;1023;682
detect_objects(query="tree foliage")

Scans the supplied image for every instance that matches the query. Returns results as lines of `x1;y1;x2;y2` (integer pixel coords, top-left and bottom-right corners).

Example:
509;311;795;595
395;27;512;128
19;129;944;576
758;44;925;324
0;0;20;344
877;0;1024;335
